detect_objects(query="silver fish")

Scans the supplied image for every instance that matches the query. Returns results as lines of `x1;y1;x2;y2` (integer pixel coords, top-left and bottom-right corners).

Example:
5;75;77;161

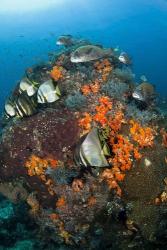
4;99;16;118
118;52;131;65
19;77;39;96
132;82;156;103
74;128;109;167
56;35;74;47
15;92;37;117
37;79;61;104
71;45;113;63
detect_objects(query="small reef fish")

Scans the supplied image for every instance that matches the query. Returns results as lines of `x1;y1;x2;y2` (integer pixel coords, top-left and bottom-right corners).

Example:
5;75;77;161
56;35;75;47
15;93;37;117
118;52;131;65
132;82;156;103
37;79;61;103
4;100;16;118
19;77;39;97
70;45;113;63
5;93;37;118
74;128;109;168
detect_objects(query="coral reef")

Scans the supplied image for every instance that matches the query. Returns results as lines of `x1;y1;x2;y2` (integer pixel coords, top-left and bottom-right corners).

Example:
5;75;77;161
65;91;87;110
0;38;167;249
102;79;129;101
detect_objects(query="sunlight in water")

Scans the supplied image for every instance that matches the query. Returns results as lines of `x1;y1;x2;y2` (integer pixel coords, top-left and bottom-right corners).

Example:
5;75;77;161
0;0;68;13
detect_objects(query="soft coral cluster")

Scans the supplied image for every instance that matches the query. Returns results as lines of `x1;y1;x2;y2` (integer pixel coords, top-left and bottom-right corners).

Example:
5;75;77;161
130;120;155;147
50;65;64;81
93;96;112;127
81;80;101;96
101;134;142;196
25;154;59;195
94;59;113;81
78;112;92;133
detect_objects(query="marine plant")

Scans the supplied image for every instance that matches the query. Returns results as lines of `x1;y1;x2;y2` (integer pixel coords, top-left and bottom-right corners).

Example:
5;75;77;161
65;91;87;110
125;102;159;125
113;67;134;83
102;79;129;101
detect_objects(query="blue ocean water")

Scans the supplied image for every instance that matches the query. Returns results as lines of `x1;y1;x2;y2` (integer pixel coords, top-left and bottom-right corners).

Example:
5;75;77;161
0;0;167;114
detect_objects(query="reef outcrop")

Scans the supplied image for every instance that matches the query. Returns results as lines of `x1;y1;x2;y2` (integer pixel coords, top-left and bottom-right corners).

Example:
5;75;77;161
0;42;167;249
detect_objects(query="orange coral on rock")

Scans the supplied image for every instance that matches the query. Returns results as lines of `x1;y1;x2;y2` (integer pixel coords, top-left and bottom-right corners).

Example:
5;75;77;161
81;80;101;96
56;197;66;208
93;96;112;127
25;154;59;196
25;154;59;177
81;84;91;95
50;66;64;81
101;132;142;196
72;179;84;192
130;120;155;147
78;112;92;132
94;59;112;82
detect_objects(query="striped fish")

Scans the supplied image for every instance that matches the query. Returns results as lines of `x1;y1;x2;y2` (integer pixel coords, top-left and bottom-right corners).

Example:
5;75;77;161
37;79;61;104
4;99;16;118
74;128;109;168
19;77;39;97
15;92;37;117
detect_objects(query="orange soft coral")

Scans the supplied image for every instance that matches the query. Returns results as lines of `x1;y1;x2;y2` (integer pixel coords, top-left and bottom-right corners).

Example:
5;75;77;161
72;179;84;192
93;96;112;127
90;80;100;93
130;120;155;147
25;154;59;196
108;110;125;136
109;134;134;171
81;80;100;95
78;112;92;132
56;197;66;208
101;168;122;196
101;134;135;196
25;155;59;177
94;59;112;82
50;66;64;81
81;84;91;95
